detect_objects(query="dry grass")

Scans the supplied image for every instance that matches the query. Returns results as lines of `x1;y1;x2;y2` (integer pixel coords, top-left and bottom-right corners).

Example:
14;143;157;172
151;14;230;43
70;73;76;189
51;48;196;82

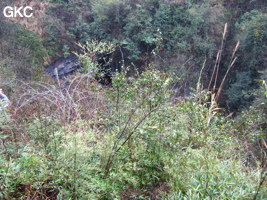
12;74;108;125
207;23;239;104
6;0;50;38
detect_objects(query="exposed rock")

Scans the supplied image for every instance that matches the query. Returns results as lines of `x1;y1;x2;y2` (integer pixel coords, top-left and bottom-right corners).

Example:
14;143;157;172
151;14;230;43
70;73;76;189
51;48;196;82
44;55;82;80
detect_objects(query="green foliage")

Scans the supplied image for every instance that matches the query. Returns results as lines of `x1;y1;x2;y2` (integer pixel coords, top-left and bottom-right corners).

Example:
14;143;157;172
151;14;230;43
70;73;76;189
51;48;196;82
234;70;267;140
63;44;70;58
44;0;223;69
227;10;267;110
0;20;47;80
235;10;267;70
2;0;267;198
75;40;116;77
67;15;91;42
155;2;216;55
14;27;47;66
48;0;68;3
1;65;267;198
230;71;267;199
162;150;259;199
226;71;256;110
3;0;263;112
103;66;175;177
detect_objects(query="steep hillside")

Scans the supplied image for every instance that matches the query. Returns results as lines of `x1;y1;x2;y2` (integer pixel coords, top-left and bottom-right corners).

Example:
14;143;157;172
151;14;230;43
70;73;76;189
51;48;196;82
1;0;266;110
1;0;267;199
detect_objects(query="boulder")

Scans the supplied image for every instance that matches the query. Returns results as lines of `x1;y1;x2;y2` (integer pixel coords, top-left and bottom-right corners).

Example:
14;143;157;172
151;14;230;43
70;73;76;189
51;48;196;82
45;55;82;80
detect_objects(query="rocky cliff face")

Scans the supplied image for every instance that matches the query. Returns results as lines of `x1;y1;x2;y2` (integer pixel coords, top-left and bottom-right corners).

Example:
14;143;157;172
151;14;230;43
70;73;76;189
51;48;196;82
44;55;82;80
45;54;115;85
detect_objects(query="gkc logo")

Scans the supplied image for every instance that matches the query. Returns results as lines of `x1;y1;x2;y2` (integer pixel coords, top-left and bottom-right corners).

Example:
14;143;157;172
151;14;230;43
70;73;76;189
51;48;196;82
3;6;33;18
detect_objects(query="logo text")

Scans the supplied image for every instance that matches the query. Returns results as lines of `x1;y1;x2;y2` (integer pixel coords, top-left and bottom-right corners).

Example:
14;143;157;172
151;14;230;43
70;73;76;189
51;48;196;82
3;6;33;18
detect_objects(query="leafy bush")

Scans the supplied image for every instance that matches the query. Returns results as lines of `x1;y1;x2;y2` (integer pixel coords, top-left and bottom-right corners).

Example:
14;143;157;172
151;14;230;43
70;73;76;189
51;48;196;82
233;9;267;79
225;10;267;110
226;71;257;110
0;20;47;80
1;64;267;198
2;2;267;197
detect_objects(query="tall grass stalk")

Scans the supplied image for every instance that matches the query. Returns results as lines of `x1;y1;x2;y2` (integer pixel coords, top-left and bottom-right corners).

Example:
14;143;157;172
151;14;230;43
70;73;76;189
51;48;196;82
207;23;239;104
208;23;227;92
215;40;239;102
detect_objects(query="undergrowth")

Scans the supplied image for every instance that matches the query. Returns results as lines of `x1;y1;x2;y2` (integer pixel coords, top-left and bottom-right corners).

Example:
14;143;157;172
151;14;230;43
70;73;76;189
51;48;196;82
0;52;267;199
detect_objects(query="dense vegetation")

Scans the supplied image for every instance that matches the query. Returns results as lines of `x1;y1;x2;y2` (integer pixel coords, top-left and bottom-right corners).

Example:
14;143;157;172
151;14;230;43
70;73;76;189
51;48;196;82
1;0;267;199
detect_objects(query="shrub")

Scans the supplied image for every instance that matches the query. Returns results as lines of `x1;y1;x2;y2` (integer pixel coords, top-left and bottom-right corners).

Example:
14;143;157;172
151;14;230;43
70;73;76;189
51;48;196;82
0;20;47;80
1;43;267;199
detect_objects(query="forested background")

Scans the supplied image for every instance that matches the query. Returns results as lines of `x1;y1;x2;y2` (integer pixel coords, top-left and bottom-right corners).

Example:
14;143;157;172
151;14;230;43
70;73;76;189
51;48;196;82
0;0;267;199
